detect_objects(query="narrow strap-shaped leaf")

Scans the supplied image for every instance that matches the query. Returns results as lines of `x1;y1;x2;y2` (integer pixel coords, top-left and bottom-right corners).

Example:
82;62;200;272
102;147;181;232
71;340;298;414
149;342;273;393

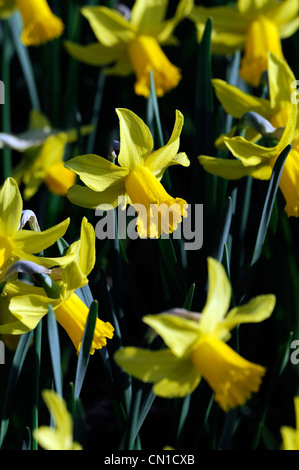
211;196;233;263
251;144;292;266
74;300;98;400
0;330;34;449
47;305;63;397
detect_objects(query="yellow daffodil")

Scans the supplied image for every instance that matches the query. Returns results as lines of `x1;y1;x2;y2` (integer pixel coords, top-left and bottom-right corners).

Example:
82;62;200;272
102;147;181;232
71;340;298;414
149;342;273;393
0;177;71;271
33;390;82;450
199;53;299;217
1;110;93;200
281;397;299;450
16;0;64;46
115;257;276;411
0;218;114;355
189;0;299;87
65;0;192;97
65;108;190;239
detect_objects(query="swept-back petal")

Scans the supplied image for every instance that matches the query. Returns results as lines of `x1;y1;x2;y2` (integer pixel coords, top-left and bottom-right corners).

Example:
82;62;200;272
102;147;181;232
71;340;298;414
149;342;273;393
130;0;168;30
268;53;296;110
198;155;272;180
13;218;70;254
67;183;127;210
212;79;272;119
199;258;231;335
145;110;184;174
143;313;201;357
79;217;95;278
114;346;200;397
65;154;128;191
0;178;22;236
116;108;154;169
81;6;136;47
217;294;276;339
268;0;299;26
64;40;124;66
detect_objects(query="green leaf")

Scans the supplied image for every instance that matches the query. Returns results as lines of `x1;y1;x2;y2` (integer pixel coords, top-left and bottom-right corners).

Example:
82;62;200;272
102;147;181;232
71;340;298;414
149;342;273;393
0;330;34;449
251;144;292;266
47;305;63;397
74;300;98;400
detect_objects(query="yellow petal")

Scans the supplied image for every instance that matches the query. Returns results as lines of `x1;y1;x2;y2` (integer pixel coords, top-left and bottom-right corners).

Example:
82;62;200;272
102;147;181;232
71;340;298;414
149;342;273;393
13;218;70;254
81;6;136;47
127;35;181;97
268;53;296;110
218;294;276;339
212;78;272;120
199;257;231;335
145;110;185;175
116;108;154;169
16;0;64;46
0;177;22;237
65;153;129;191
143;313;201;358
278;147;299;217
198;155;272;180
268;0;299;26
130;0;168;30
191;335;266;411
78;217;96;278
114;346;200;398
67;182;126;210
64;40;124;67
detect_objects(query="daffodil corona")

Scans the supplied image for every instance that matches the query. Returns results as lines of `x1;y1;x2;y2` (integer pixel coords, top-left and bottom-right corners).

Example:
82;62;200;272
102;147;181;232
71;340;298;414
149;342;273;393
65;108;190;239
16;0;64;46
115;258;276;411
65;0;192;97
189;0;299;87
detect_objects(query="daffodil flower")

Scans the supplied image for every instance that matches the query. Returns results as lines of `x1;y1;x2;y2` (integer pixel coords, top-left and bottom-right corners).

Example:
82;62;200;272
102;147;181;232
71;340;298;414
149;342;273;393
189;0;299;87
0;218;114;355
65;0;192;97
199;53;299;217
115;257;276;411
1;110;93;200
33;390;82;450
0;0;64;45
281;397;299;450
65;108;190;239
0;177;71;271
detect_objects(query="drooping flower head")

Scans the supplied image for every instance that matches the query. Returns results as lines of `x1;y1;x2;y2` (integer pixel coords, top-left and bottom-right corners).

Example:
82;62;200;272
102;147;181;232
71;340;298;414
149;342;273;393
16;0;64;46
33;390;82;450
65;0;193;97
3;110;93;200
65;108;190;239
198;53;299;217
115;258;276;411
0;218;114;355
189;0;299;87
